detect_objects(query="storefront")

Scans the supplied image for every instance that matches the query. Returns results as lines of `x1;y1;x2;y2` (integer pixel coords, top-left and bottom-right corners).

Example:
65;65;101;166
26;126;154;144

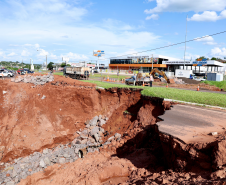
162;60;224;74
109;55;168;72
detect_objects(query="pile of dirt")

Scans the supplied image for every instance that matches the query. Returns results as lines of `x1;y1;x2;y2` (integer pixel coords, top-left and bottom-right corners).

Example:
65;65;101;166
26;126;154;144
154;81;222;91
177;77;200;84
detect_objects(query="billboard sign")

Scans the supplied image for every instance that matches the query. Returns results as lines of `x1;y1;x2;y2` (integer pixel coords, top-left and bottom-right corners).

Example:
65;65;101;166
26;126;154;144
62;57;69;62
93;50;105;57
193;61;207;66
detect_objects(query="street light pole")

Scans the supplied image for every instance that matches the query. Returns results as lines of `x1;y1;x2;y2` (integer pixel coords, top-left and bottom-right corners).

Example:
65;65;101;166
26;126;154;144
183;15;188;70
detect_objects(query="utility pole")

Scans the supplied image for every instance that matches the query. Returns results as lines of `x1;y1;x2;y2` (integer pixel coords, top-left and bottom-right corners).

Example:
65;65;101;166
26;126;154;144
183;15;188;70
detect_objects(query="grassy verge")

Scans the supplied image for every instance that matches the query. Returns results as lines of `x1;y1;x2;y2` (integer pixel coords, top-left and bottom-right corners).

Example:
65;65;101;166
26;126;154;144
84;80;226;108
90;73;132;80
201;80;226;91
53;72;64;76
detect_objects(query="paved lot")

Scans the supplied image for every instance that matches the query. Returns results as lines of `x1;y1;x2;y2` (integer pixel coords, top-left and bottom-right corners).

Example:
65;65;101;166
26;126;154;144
158;104;226;143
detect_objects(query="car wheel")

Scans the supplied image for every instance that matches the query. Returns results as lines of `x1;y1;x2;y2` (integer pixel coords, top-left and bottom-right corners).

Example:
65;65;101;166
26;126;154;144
7;74;11;77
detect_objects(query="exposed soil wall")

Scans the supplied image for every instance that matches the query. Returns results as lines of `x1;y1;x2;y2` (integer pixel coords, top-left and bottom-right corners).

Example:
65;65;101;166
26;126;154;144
0;76;143;163
1;75;226;184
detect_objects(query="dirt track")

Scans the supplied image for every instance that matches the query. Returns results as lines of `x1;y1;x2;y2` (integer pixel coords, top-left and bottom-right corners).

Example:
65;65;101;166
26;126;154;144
1;75;226;184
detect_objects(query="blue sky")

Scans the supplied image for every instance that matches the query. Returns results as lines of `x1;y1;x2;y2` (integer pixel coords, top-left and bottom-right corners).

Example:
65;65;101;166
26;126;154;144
0;0;226;65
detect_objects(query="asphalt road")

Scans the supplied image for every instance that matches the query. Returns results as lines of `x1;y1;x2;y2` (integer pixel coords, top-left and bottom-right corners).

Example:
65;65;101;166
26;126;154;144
158;104;226;143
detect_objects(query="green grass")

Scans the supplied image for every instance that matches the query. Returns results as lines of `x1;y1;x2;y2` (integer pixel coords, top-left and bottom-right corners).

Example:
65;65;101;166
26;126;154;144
201;80;226;91
141;87;226;108
83;80;226;108
53;72;64;76
90;73;132;80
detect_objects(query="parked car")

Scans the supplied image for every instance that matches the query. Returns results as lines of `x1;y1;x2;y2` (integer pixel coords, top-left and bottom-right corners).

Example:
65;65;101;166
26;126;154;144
93;69;99;73
0;71;14;77
23;69;34;74
17;69;25;75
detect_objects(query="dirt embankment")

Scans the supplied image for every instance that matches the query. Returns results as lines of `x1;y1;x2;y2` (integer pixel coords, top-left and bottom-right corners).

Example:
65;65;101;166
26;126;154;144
0;75;143;163
1;75;226;184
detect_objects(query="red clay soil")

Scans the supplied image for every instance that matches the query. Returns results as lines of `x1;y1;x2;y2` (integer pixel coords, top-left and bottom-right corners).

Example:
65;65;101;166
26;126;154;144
0;75;142;163
2;75;226;184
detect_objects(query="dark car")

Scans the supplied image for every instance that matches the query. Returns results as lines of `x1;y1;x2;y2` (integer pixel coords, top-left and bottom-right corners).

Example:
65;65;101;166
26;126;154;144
125;77;136;85
93;69;99;73
23;69;34;74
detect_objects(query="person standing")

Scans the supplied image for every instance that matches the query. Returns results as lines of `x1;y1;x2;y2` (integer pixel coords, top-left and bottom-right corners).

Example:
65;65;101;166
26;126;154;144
133;73;137;86
149;73;154;87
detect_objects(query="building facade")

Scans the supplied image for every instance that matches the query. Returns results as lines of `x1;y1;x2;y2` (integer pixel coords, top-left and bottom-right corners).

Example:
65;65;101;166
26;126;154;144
109;55;182;72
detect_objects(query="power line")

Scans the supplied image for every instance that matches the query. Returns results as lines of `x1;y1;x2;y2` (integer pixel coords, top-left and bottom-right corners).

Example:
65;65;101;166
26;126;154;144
96;30;226;61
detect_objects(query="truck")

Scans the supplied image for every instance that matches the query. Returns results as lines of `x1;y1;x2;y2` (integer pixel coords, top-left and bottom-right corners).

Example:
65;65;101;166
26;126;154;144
63;66;90;79
125;76;151;86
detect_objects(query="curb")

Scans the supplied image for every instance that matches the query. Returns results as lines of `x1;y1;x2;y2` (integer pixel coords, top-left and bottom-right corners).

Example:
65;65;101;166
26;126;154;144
164;99;226;110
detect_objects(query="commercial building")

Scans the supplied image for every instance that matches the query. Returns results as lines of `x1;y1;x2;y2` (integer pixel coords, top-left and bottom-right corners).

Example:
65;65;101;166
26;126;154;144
109;55;225;74
162;59;225;74
109;55;181;72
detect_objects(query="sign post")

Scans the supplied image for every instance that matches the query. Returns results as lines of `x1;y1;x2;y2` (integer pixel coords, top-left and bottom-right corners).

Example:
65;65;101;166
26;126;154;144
93;50;105;72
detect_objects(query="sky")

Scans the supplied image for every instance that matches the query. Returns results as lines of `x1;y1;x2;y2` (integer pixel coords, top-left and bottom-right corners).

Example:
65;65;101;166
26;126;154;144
0;0;226;65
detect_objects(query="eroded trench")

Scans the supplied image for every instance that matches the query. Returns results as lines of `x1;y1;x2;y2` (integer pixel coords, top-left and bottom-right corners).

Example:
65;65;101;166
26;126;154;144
0;76;226;184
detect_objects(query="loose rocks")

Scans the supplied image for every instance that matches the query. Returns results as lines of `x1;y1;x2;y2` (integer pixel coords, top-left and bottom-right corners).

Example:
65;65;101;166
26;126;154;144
11;74;54;85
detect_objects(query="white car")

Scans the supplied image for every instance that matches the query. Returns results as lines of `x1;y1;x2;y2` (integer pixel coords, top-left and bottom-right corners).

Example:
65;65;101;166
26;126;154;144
0;71;14;77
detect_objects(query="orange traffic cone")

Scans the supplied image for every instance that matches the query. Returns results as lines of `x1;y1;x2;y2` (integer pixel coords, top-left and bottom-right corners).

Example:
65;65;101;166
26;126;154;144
142;81;144;87
107;76;109;81
197;86;199;91
114;79;115;82
166;83;168;88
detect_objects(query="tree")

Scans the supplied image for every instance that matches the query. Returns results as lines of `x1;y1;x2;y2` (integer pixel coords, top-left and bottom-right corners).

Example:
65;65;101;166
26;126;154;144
47;62;54;70
61;62;66;67
66;64;71;66
196;56;208;60
211;57;217;60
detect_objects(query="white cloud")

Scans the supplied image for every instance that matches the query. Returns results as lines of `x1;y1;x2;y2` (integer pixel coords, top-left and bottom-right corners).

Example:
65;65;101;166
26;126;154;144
204;42;217;45
8;52;17;56
24;44;32;47
102;19;133;31
0;51;3;56
146;14;159;20
211;47;226;56
64;52;89;60
6;0;87;23
144;0;226;14
195;35;214;42
37;49;49;56
188;10;226;21
184;53;200;61
21;50;30;56
34;44;40;49
194;35;217;45
49;53;58;59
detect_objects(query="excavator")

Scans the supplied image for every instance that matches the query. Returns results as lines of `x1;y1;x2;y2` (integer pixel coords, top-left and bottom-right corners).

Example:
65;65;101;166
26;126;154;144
149;68;171;83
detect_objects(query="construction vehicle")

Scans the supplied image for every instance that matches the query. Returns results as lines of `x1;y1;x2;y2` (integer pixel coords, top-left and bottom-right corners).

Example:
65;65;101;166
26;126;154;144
125;73;151;86
149;68;171;83
125;68;171;86
63;66;90;79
